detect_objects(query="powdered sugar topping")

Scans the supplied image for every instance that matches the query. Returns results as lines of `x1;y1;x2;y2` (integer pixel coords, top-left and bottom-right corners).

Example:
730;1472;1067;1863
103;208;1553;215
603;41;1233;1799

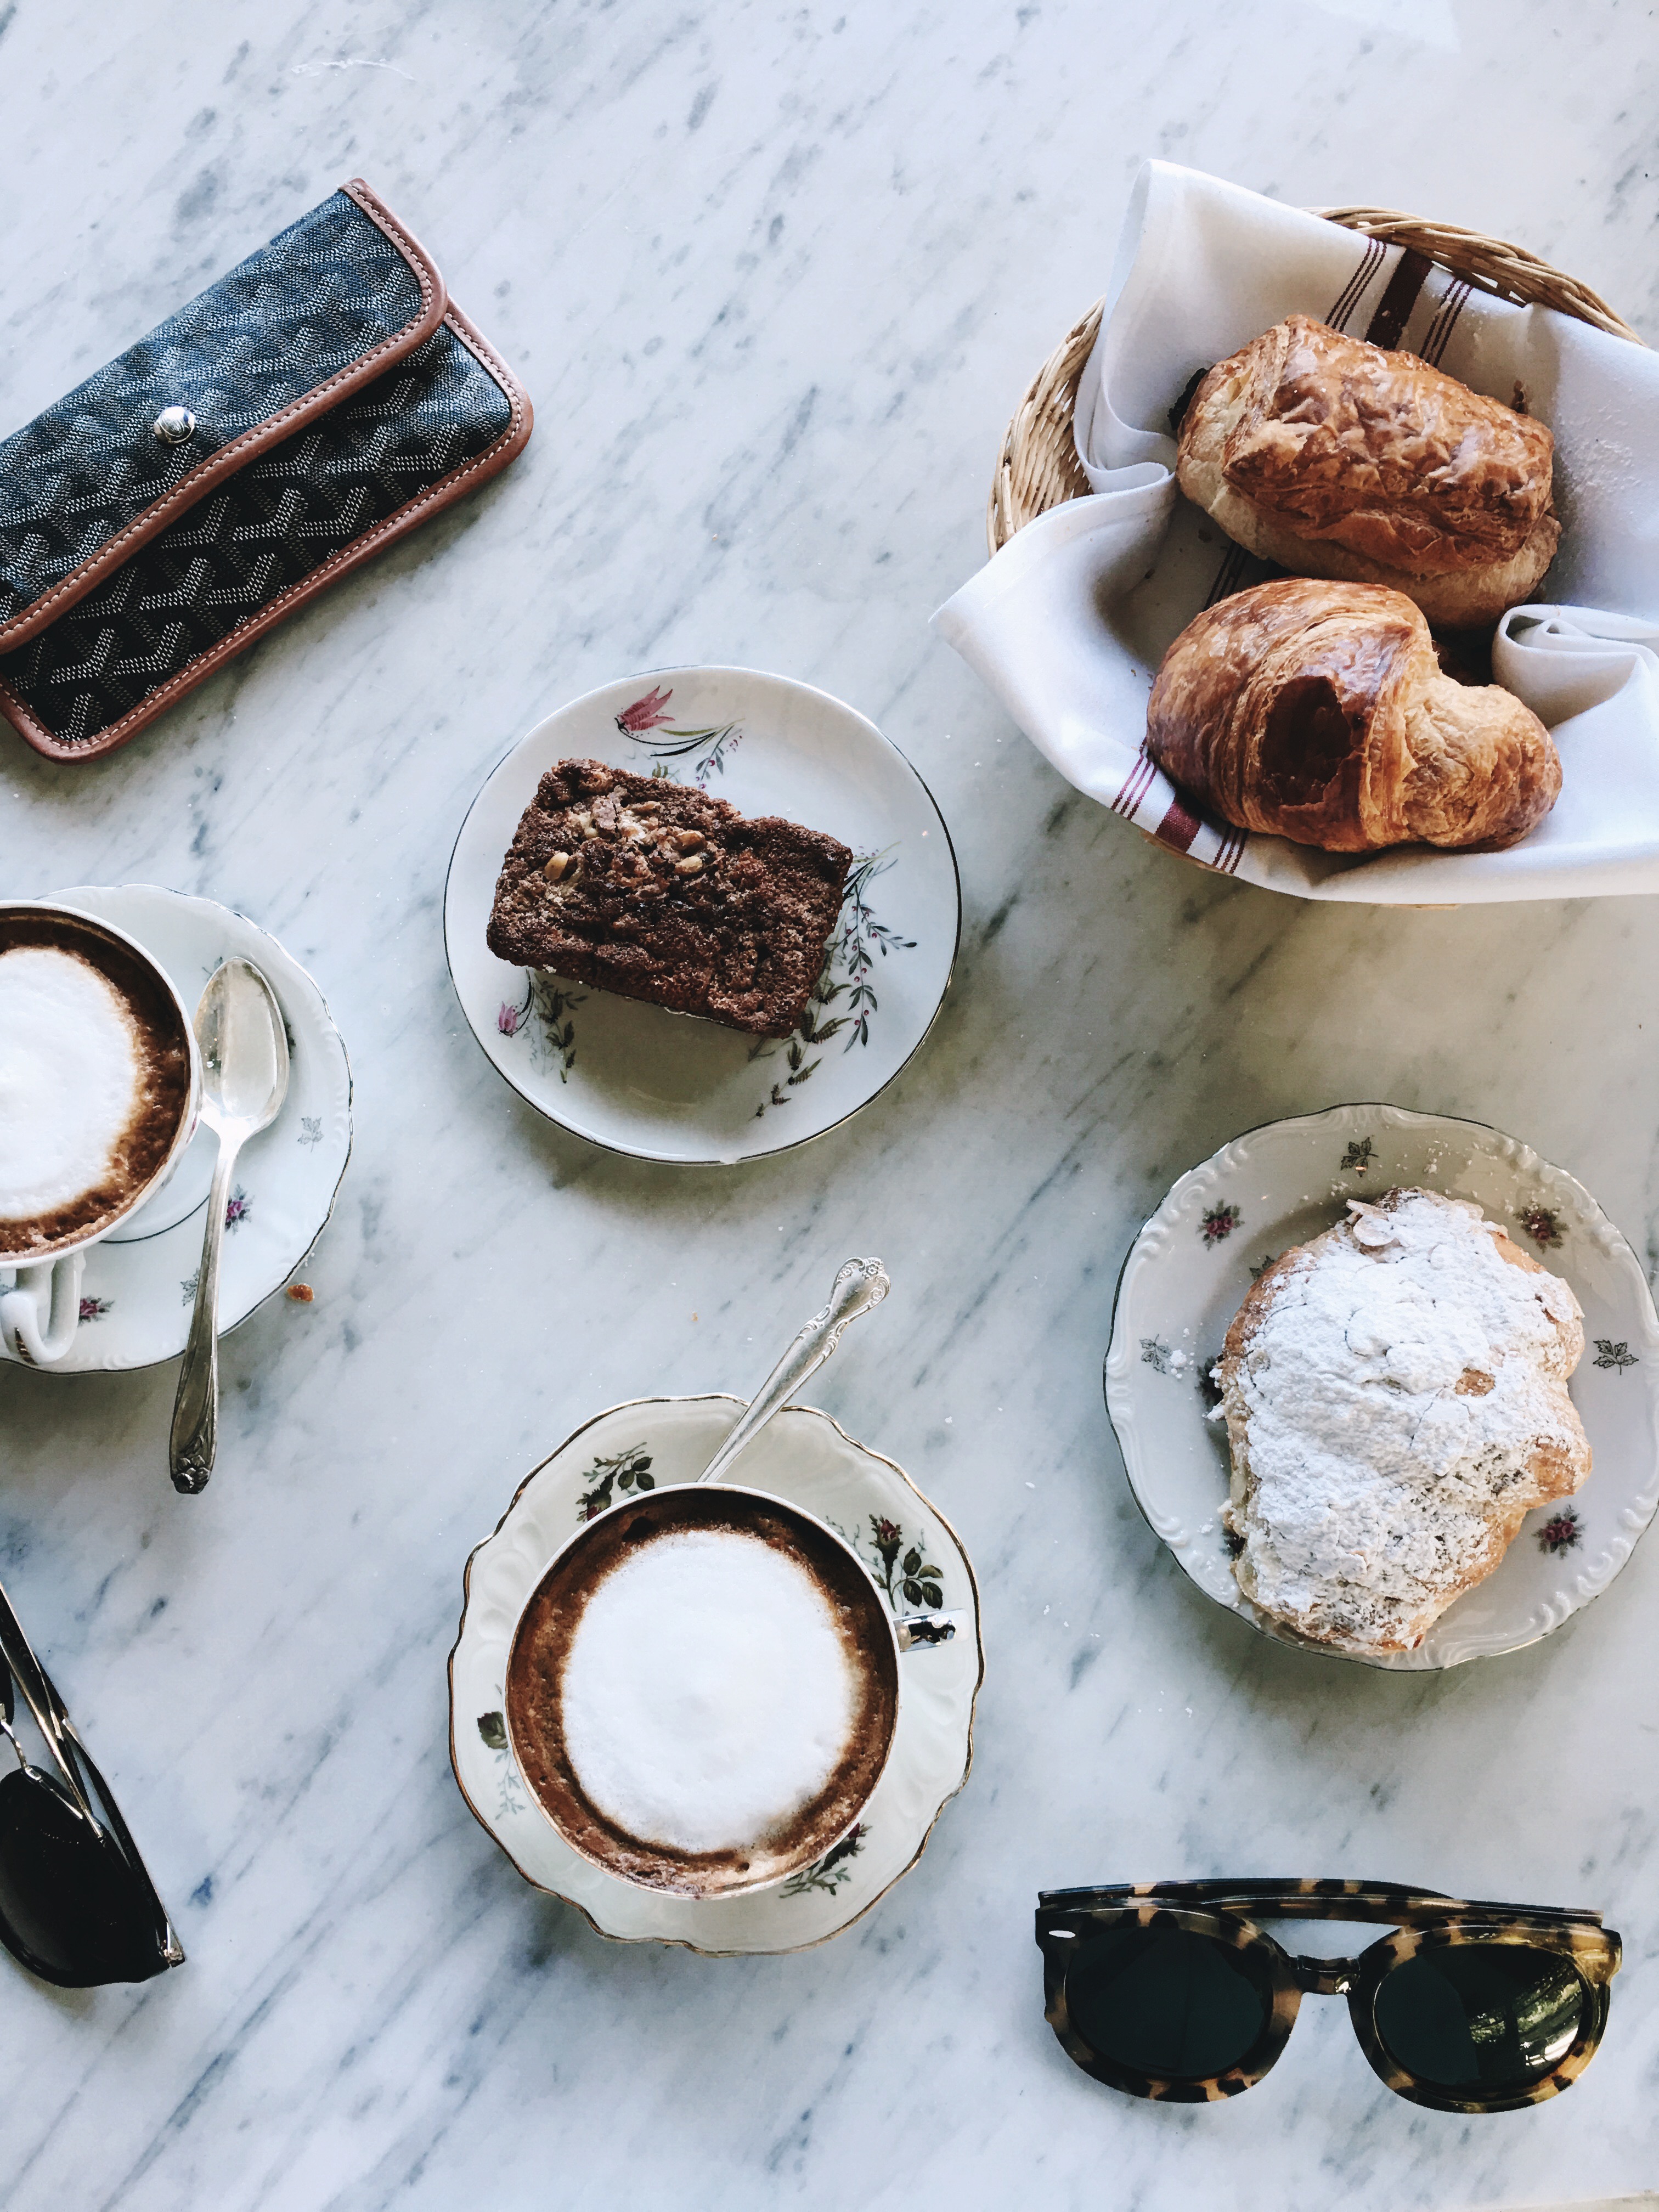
1221;1188;1588;1651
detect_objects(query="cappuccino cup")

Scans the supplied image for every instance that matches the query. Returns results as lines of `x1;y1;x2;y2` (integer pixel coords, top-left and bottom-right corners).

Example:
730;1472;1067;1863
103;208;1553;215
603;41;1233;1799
506;1484;901;1897
0;902;200;1367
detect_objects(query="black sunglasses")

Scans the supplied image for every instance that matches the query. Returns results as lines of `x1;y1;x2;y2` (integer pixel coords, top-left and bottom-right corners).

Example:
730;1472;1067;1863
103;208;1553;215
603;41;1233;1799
0;1577;182;1988
1036;1880;1620;2114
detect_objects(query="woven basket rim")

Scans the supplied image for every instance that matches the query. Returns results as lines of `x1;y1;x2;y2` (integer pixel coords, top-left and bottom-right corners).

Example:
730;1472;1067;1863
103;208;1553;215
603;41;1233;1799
987;202;1641;555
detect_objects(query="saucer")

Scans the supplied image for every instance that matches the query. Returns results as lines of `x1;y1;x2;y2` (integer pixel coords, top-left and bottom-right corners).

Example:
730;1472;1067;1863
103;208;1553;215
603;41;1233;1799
443;667;960;1164
449;1395;982;1954
31;885;352;1374
1105;1103;1659;1670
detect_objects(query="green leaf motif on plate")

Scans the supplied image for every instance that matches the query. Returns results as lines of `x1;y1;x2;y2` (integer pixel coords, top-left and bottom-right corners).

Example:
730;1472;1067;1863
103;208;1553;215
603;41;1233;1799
576;1443;656;1523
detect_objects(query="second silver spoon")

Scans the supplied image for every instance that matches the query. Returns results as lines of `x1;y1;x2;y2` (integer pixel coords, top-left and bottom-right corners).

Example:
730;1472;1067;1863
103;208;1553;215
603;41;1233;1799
168;960;290;1494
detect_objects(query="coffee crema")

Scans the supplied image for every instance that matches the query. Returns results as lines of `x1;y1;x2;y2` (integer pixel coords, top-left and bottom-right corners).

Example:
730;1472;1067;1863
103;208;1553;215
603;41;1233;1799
506;1487;900;1896
0;908;193;1258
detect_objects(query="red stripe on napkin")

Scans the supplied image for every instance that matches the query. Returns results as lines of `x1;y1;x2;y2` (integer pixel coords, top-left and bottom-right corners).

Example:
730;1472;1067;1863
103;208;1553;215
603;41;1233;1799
1422;279;1471;366
1364;249;1432;350
1113;747;1159;818
1155;791;1203;853
1325;236;1384;332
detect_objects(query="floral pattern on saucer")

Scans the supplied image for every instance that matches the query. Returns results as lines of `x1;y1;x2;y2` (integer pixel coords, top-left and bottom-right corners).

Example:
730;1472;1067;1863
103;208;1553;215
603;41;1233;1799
449;1394;981;1955
445;667;959;1166
613;683;744;785
779;1823;867;1898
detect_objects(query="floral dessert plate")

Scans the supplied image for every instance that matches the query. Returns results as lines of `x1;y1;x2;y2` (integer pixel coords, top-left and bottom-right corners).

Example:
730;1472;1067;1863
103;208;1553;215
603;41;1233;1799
449;1395;982;1954
444;667;960;1164
1105;1103;1659;1670
28;884;352;1374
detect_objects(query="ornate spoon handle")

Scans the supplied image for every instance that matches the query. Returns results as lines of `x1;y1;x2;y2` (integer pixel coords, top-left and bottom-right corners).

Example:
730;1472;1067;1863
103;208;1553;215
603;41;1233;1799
696;1257;889;1487
168;1131;242;1494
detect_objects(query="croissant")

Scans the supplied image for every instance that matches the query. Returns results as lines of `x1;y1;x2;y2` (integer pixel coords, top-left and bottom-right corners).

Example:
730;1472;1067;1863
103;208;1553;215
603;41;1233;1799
1218;1187;1590;1655
1177;315;1559;629
1146;578;1560;853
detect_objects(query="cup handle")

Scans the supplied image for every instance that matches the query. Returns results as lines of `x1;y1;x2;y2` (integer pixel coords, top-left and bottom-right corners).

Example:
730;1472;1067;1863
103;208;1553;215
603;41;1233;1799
0;1254;85;1367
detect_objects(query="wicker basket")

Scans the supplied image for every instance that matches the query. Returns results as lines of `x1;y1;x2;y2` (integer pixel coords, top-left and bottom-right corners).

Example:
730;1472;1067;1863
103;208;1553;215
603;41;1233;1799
986;207;1643;556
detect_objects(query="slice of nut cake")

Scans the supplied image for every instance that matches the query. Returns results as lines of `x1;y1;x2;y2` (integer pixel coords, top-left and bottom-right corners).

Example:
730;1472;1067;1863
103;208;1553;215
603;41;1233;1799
486;759;852;1038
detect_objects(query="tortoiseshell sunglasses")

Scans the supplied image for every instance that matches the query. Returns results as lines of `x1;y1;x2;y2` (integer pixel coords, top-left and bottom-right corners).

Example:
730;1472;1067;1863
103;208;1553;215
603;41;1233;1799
1036;1880;1621;2114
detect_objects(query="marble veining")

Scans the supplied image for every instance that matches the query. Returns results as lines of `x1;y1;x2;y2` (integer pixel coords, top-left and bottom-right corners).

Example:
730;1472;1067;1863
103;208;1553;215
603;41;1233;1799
2;3;1658;2208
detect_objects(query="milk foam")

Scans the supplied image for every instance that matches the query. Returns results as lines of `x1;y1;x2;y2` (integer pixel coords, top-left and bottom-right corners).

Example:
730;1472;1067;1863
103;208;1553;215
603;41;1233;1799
558;1528;858;1855
0;946;143;1222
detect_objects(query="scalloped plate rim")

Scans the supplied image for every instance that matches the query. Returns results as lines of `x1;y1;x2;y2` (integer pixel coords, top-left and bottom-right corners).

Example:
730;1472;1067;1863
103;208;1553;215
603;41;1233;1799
1105;1101;1659;1670
448;1391;984;1955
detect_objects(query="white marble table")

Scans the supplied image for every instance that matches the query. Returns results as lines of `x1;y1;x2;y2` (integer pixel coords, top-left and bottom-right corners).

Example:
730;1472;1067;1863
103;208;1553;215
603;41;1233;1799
4;3;1659;2205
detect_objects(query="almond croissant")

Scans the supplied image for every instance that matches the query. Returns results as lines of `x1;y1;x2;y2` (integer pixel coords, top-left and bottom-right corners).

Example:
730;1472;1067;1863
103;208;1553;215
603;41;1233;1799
1146;578;1560;853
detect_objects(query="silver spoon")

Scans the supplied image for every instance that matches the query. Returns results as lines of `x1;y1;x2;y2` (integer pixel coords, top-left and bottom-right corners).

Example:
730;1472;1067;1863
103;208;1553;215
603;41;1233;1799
168;960;290;1494
696;1259;965;1652
696;1257;890;1488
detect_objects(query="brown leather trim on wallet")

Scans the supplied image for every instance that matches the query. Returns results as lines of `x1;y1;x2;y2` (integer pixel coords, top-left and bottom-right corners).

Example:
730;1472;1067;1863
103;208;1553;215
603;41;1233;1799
0;178;448;652
0;303;532;764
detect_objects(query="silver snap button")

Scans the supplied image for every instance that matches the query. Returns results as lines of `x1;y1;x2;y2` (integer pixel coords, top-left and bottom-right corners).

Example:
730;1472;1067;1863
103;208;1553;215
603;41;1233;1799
152;405;196;446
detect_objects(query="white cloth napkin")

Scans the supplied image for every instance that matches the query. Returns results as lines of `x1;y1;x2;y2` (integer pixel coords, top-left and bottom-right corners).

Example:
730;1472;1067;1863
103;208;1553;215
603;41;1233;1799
934;161;1659;904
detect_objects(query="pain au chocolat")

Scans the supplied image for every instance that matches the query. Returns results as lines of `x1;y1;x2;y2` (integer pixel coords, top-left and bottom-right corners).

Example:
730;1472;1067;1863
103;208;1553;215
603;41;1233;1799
1177;315;1559;629
1146;578;1560;853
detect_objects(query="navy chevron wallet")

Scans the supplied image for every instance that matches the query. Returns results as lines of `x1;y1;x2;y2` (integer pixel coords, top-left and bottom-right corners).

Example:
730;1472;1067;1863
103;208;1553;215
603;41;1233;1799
0;179;531;760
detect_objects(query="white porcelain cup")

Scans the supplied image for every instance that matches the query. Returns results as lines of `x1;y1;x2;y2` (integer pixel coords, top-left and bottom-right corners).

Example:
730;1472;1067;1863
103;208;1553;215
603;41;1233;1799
0;902;201;1368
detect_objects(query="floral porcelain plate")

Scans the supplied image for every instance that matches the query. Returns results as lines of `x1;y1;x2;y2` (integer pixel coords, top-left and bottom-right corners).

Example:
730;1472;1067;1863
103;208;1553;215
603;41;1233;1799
449;1395;983;1953
31;884;352;1374
1105;1103;1659;1670
443;667;960;1164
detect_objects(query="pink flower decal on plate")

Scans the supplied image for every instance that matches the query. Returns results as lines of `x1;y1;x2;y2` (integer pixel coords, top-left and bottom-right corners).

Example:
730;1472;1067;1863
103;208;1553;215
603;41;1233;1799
615;686;675;735
1537;1508;1581;1554
1200;1203;1240;1246
498;999;523;1037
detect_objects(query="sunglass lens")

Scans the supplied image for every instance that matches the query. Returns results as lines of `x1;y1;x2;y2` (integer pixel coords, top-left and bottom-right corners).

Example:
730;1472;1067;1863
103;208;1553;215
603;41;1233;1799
0;1767;166;1986
1374;1944;1588;2091
1065;1923;1272;2080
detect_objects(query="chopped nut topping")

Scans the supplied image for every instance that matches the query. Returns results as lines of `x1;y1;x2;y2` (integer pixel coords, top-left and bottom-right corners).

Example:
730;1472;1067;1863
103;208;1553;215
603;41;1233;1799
487;758;854;1040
